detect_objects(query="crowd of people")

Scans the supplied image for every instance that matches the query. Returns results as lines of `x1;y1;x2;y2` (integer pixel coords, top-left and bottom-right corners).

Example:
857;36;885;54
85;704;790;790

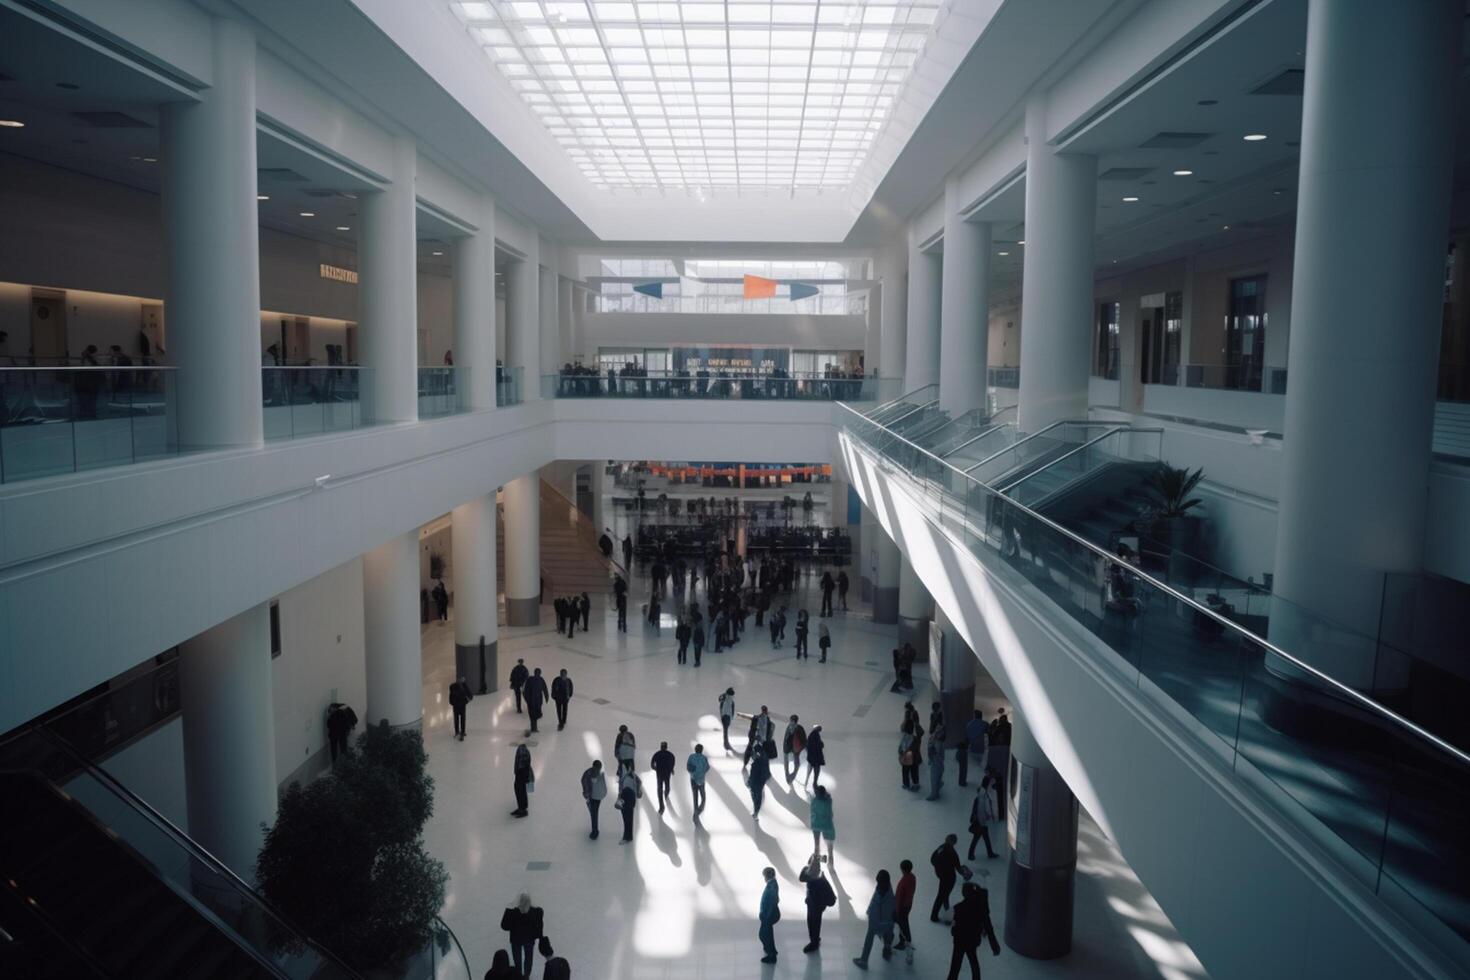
555;361;869;401
456;534;1012;980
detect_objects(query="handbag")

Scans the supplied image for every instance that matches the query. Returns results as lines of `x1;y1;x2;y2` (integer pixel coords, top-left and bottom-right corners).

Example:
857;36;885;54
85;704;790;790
526;779;535;794
764;738;778;759
901;750;916;766
538;936;554;957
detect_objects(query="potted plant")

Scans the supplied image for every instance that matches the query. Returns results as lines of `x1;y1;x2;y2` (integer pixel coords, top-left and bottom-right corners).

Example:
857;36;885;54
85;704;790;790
1142;463;1206;584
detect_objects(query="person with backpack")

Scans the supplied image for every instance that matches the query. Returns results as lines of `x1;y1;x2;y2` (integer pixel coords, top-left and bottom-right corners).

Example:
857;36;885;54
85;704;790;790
686;743;710;817
798;853;837;953
852;869;897;969
817;622;831;662
929;834;963;922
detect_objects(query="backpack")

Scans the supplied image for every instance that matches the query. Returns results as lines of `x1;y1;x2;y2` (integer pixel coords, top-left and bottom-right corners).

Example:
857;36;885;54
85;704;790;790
930;845;946;870
813;875;837;908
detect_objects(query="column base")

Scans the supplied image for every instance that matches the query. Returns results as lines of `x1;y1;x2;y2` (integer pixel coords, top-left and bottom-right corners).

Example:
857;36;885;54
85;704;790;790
456;640;499;695
859;576;874;603
1004;862;1075;959
506;597;539;627
898;615;929;656
873;587;899;624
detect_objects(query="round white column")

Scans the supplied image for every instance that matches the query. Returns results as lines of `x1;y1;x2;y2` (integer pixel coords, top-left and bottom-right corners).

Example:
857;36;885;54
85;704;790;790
934;607;977;741
558;277;575;365
1270;0;1459;685
591;461;608;543
897;553;933;656
503;473;541;625
872;517;900;625
452;194;497;411
160;17;262;450
363;530;422;728
939;179;992;417
508;242;540;401
452;495;499;693
1017;97;1096;432
539;264;559;379
360;137;419;423
904;240;941;390
180;602;276;878
878;244;908;388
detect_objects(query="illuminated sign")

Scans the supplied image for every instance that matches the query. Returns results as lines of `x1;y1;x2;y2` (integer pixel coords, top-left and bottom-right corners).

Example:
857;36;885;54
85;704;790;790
319;263;359;284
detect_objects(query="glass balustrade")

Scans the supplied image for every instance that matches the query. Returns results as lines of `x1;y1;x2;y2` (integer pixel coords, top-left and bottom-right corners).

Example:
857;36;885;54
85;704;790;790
542;371;900;403
0;366;178;483
417;366;466;419
838;403;1470;946
1004;427;1164;510
496;366;523;407
262;366;367;440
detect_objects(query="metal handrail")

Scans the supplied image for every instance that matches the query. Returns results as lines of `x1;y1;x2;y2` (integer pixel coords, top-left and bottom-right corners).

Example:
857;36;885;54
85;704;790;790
880;393;941;431
998;425;1163;495
433;916;472;977
28;727;366;978
0;365;179;372
866;381;941;416
835;401;1470;769
960;419;1116;476
940;421;1016;460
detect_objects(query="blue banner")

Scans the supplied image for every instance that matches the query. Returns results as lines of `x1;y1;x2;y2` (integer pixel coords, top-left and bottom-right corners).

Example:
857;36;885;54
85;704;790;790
789;282;819;301
633;281;664;299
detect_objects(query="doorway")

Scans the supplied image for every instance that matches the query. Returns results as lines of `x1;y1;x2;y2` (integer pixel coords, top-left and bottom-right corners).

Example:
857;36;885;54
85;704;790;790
30;291;67;363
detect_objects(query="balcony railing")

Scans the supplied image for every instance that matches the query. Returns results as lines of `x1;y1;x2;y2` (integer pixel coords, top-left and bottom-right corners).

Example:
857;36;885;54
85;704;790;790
496;365;523;407
544;370;900;403
263;367;368;440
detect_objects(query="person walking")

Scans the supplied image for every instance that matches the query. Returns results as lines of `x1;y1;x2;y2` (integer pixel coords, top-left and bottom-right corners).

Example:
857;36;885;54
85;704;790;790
747;746;772;820
929;834;962;922
819;571;835;617
675;617;691;664
899;723;922;791
718;688;736;751
581;759;607;840
837;569;850;611
551;669;574;730
687;743;709;816
483;949;520;980
511;742;534;818
509;659;529;713
804;725;826;787
852;870;897;969
500;894;545;978
615;590;628;632
614;725;637;774
692;619;705;666
894;859;918;955
817;622;831;663
651;741;676;814
967;773;1001;860
794;610;809;659
448;675;472;741
808;785;835;863
579;591;591;631
798;853;836;954
782;715;806;783
946;882;1001;980
622;534;633;570
927;727;947;801
616;764;643;843
524;668;550;734
757;867;780;964
961;710;988;787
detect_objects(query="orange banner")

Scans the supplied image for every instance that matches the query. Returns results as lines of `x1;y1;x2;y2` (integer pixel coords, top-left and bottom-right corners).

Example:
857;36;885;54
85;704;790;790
742;274;778;299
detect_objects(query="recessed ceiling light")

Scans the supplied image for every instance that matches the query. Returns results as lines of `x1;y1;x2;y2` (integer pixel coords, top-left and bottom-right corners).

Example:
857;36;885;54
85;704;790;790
142;156;157;163
1272;188;1284;196
257;194;270;201
1243;133;1268;142
336;225;351;231
432;250;444;256
299;211;315;217
997;251;1009;256
1122;196;1139;202
1222;224;1231;230
1017;240;1025;245
1172;169;1193;176
0;119;25;128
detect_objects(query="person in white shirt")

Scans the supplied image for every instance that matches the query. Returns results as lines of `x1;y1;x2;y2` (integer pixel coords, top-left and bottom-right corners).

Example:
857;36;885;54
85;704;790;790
686;743;710;816
581;760;608;840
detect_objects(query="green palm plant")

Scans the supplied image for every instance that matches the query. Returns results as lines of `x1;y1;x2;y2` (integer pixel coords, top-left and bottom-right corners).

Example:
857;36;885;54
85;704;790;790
1146;463;1204;518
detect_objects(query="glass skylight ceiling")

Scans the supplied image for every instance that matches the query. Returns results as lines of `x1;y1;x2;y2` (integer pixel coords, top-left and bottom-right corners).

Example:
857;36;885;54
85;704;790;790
450;1;947;195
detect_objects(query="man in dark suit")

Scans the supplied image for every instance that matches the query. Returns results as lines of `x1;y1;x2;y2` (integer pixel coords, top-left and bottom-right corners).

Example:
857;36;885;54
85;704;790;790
524;667;550;733
551;669;574;730
448;676;472;741
946;882;1000;980
508;659;529;713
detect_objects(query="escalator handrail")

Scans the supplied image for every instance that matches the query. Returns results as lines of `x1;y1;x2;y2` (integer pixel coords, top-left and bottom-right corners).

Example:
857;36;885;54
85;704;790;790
863;381;938;417
27;727;366;979
433;916;473;978
939;421;1016;460
997;425;1163;496
835;401;1470;770
879;395;940;431
960;419;1118;478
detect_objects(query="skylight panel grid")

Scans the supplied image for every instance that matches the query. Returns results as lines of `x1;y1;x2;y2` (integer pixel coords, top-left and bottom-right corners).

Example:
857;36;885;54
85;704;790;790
451;0;947;192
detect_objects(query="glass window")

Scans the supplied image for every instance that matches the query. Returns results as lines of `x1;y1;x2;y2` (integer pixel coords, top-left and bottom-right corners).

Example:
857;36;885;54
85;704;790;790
1139;290;1183;386
1094;301;1120;380
1225;276;1266;391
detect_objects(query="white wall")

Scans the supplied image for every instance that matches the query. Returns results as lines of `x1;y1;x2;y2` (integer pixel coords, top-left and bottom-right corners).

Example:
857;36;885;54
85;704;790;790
271;557;367;788
96;716;189;830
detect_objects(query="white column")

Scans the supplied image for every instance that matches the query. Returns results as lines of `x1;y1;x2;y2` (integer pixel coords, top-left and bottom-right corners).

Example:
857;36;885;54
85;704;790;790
360;137;419;423
558;278;575;365
160;18;262;450
904;238;941;391
939;178;992;417
363;531;422;728
898;553;933;656
508;240;540;401
1270;0;1459;682
591;460;607;541
878;244;908;388
539;265;559;378
180;603;276;878
503;473;541;626
1017;96;1096;432
452;495;499;693
452;194;497;411
572;285;588;362
871;509;900;624
934;607;976;739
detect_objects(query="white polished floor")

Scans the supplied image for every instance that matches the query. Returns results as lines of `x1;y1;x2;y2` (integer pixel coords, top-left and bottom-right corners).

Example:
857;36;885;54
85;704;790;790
419;577;1209;980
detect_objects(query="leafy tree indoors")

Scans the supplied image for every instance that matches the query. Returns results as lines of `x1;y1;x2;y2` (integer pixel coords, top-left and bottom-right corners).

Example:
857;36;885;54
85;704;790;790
1146;463;1204;518
256;722;447;971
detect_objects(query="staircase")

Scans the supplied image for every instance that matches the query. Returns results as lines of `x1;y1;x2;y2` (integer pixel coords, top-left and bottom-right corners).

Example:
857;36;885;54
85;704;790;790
496;479;619;597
